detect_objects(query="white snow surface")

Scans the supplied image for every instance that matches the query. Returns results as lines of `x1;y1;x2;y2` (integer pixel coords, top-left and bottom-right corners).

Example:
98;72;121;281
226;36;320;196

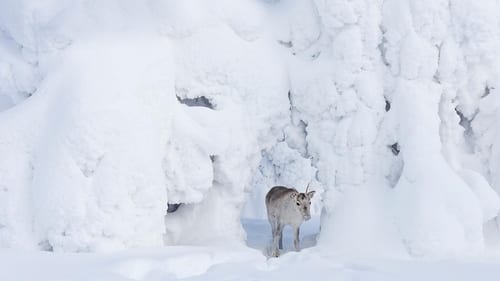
1;1;500;278
1;219;500;281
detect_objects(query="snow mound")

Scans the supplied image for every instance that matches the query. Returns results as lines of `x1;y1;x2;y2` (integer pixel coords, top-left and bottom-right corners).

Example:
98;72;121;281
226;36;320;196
0;1;289;251
1;0;500;258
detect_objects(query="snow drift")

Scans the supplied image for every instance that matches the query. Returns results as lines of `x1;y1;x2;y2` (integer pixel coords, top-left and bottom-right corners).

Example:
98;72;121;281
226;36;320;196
1;0;500;257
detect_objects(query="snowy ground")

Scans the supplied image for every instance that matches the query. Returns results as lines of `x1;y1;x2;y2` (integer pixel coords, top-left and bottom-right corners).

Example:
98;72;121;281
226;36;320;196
2;217;500;281
2;1;500;280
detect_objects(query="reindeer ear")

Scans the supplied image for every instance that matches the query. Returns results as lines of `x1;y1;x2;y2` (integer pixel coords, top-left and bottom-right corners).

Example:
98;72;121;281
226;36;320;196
289;191;298;199
307;190;316;198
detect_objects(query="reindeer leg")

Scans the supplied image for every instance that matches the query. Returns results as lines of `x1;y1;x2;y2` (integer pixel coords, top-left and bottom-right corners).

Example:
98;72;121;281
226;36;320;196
270;218;280;257
294;226;300;251
275;223;284;254
279;232;283;250
278;222;283;249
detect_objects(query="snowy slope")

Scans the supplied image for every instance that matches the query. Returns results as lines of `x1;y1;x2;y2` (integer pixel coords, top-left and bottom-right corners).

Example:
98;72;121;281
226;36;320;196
1;0;500;265
1;219;500;281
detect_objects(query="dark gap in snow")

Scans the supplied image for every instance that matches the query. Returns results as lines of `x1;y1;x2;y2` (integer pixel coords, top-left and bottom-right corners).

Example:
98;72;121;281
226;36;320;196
167;203;182;213
433;43;443;84
311;51;321;59
385;99;391;112
378;27;390;67
482;86;492;98
38;240;54;252
455;107;475;152
210;155;220;185
287;90;293;111
21;89;35;98
301;120;312;159
299;119;308;130
277;40;293;48
176;95;214;109
455;107;473;130
389;142;400;156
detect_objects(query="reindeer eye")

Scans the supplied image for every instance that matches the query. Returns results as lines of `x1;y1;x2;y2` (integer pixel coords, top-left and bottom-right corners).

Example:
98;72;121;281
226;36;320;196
296;202;300;206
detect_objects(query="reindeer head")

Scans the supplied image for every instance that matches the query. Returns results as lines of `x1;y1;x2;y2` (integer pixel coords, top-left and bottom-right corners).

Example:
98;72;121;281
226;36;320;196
292;184;315;221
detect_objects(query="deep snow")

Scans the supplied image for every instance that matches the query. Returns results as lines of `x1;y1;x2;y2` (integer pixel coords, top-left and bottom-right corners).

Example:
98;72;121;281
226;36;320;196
1;218;500;281
1;1;500;279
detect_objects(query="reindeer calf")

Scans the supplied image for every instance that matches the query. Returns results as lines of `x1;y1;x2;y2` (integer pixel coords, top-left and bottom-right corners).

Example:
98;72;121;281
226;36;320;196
265;185;315;257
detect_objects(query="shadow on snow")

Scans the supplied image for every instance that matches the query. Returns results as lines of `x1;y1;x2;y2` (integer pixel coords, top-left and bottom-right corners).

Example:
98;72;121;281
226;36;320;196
241;216;320;257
